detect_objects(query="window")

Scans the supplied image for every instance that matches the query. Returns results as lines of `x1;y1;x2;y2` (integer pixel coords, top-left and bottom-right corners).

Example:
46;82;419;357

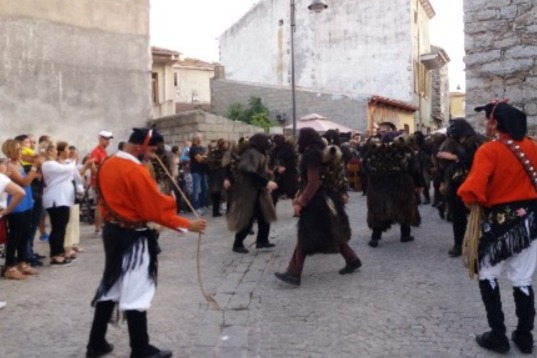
152;73;159;104
174;72;178;87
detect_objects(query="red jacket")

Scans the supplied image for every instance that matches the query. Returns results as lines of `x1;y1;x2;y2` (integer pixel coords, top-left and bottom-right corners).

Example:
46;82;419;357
458;134;537;208
98;152;189;230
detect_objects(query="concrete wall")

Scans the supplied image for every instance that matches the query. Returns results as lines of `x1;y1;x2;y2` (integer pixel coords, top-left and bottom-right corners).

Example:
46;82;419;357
149;110;262;146
174;67;214;105
464;0;537;132
219;0;415;103
0;0;151;151
211;78;370;133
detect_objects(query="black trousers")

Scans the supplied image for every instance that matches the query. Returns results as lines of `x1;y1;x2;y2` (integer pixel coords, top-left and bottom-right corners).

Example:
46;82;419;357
449;188;468;247
47;206;70;257
5;210;32;266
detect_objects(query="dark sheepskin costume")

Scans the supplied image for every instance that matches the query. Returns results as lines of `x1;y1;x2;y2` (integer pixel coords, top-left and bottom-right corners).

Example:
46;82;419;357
226;133;276;232
297;128;351;255
366;136;421;231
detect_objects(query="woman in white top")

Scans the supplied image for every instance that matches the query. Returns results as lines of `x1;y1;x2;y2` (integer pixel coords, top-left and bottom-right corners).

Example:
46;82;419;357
41;142;85;265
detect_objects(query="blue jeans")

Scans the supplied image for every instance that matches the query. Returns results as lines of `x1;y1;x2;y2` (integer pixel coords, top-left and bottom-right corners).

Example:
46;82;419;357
191;172;207;210
27;198;44;258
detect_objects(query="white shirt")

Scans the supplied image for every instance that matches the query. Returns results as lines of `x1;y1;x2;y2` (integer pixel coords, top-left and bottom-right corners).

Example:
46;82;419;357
42;161;83;209
0;173;11;208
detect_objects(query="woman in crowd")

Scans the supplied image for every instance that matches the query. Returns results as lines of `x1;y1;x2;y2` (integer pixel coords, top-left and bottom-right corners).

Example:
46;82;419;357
2;139;42;279
41;141;85;265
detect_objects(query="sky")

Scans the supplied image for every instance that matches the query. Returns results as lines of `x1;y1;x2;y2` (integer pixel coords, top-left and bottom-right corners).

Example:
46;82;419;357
150;0;465;91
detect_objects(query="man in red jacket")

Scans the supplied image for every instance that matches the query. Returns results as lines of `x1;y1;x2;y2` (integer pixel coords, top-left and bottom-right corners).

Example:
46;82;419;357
458;101;537;355
86;128;206;358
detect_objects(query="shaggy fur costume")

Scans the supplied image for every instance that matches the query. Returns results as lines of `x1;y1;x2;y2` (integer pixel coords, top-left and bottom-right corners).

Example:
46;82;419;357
226;145;276;232
269;137;299;198
321;144;348;194
298;145;351;255
207;139;228;194
366;138;421;231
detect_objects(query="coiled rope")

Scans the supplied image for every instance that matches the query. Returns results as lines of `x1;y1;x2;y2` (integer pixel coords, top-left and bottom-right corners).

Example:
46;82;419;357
153;155;221;310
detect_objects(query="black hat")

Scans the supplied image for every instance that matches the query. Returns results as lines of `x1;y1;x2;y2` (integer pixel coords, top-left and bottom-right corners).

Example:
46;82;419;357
475;101;527;141
447;118;476;140
128;127;164;146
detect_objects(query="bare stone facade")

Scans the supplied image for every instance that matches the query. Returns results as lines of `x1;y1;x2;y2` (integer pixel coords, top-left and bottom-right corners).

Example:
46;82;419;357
464;0;537;132
431;46;450;125
149;110;262;146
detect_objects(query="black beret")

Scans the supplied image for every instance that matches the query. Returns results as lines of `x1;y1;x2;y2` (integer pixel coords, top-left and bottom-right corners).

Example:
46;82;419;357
128;127;164;146
475;102;526;141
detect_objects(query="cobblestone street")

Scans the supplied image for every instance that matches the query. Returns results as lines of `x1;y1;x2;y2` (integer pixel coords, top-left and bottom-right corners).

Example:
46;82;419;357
0;192;535;357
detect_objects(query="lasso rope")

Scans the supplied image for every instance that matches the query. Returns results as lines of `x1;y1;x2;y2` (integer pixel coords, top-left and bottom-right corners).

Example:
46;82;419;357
462;204;484;280
153;155;222;310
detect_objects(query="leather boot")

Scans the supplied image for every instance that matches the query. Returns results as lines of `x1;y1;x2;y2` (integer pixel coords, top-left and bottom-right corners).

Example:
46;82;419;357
512;286;535;354
400;224;414;243
368;228;382;247
86;301;115;357
126;310;172;358
211;193;222;217
475;279;510;353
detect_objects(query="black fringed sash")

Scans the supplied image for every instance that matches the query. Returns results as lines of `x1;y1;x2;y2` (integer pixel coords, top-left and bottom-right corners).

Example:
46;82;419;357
479;201;537;267
91;224;159;306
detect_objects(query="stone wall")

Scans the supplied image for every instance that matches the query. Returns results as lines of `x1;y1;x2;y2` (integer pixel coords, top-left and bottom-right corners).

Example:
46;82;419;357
0;0;151;151
211;78;370;133
431;46;450;126
149;110;262;146
464;0;537;132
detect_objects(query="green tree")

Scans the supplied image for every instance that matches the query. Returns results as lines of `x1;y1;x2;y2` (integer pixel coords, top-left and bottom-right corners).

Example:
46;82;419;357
226;103;246;122
226;97;273;131
250;112;272;132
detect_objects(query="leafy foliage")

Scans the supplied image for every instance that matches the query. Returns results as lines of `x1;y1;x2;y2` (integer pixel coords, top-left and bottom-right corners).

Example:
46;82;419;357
226;97;273;131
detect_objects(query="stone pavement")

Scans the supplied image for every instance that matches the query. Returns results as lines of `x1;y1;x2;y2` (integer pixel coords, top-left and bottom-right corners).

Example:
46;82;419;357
0;192;535;357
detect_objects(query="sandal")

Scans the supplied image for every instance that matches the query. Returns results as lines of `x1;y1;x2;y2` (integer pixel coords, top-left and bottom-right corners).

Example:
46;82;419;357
18;262;39;275
73;246;84;253
4;266;26;280
64;250;77;260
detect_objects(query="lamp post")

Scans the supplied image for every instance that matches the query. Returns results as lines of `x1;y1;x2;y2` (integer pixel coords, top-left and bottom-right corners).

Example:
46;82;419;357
290;0;328;138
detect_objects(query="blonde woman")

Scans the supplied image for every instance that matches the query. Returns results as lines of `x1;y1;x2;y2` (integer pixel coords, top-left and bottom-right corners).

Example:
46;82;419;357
1;139;43;279
41;142;84;265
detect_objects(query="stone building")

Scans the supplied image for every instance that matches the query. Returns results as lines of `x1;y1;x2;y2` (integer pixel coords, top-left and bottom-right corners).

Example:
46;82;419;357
0;0;151;151
152;46;180;118
174;58;215;112
430;46;450;126
218;0;448;132
464;0;537;131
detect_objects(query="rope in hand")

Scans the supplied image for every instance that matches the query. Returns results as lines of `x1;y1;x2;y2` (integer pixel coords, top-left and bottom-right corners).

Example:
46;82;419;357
153;155;222;310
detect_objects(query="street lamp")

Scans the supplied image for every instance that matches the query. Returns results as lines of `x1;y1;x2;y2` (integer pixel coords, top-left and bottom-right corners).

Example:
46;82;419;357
290;0;328;138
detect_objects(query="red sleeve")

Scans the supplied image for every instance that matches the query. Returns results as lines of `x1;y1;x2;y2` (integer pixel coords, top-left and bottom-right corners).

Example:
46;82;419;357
126;166;190;230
